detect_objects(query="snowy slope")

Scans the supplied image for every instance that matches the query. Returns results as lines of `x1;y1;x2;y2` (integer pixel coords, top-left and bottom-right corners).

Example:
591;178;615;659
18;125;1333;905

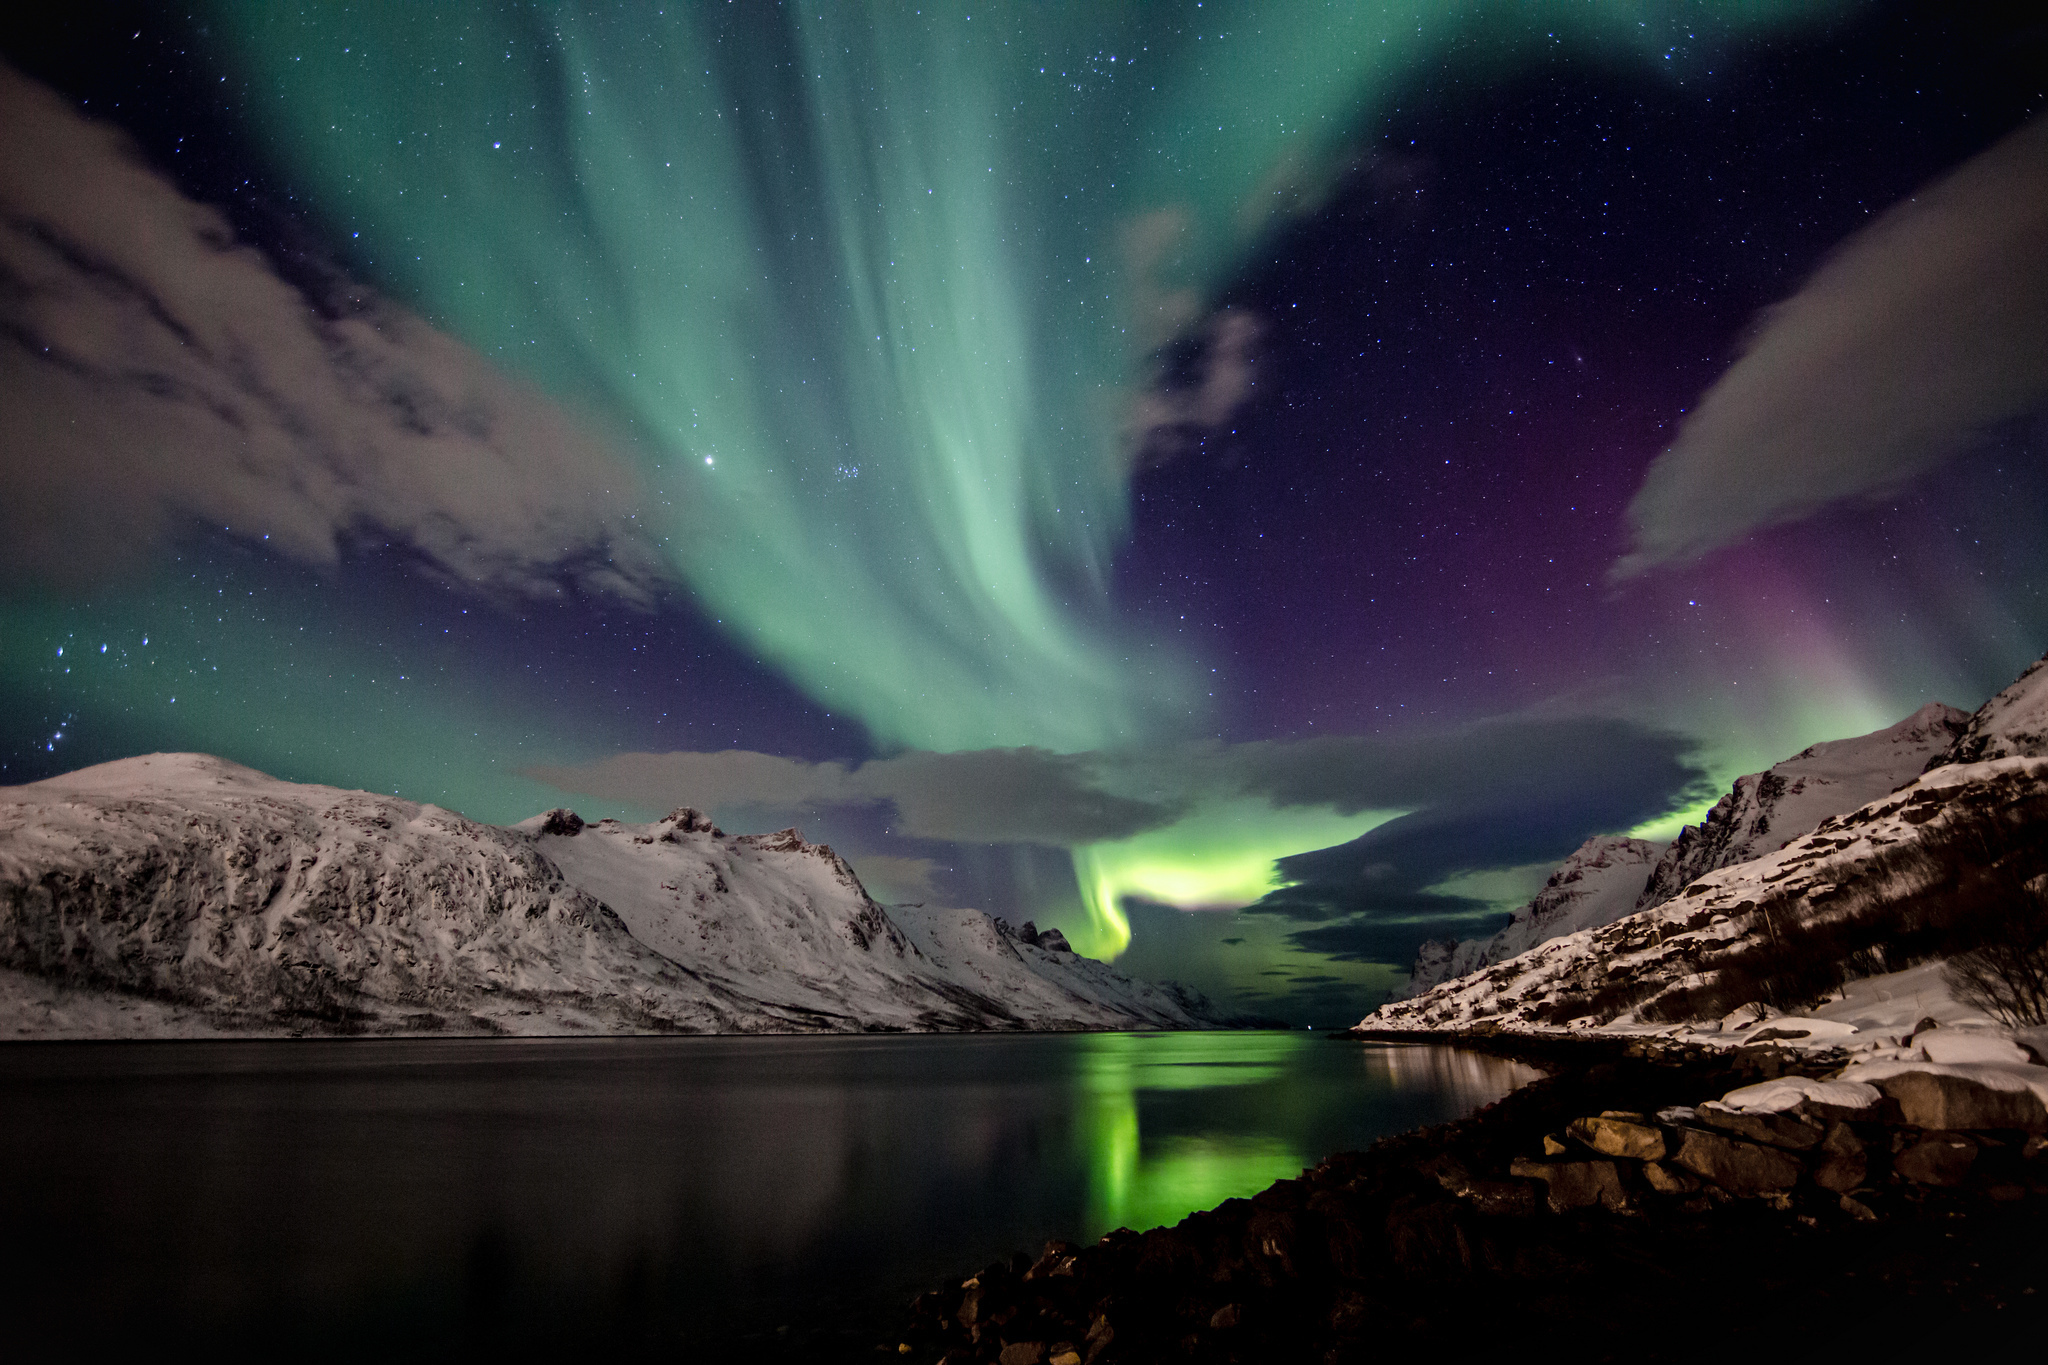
1928;649;2048;768
0;755;1218;1038
1402;836;1664;998
1634;701;1968;910
1363;754;2048;1034
527;807;1217;1032
1487;836;1666;963
1403;937;1492;1000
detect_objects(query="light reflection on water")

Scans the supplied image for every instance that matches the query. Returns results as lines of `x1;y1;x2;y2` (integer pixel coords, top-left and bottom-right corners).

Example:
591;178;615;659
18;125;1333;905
1077;1034;1538;1236
0;1033;1536;1354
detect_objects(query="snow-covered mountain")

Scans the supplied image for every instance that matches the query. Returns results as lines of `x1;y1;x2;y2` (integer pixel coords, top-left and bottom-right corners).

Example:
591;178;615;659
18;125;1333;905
0;754;1220;1038
1402;836;1665;997
1363;650;2048;1035
1633;700;1969;910
1927;653;2048;768
1396;704;1967;1001
1364;751;2048;1034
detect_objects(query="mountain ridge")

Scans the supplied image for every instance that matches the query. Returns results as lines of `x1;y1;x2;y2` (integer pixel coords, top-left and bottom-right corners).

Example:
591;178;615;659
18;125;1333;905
1364;649;2048;1035
0;753;1220;1037
1401;699;1970;998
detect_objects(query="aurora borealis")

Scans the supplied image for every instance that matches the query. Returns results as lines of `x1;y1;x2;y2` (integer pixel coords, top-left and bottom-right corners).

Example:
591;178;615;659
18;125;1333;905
4;2;2046;1022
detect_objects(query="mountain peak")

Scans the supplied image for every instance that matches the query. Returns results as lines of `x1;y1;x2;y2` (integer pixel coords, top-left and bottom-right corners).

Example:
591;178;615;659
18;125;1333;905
1927;651;2048;770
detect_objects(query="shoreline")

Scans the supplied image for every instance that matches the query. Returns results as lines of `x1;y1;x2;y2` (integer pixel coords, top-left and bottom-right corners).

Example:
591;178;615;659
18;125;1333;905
891;1030;2048;1363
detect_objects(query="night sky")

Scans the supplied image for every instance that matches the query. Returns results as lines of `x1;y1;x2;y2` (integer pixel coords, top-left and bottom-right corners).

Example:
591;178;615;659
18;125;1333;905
4;2;2045;1024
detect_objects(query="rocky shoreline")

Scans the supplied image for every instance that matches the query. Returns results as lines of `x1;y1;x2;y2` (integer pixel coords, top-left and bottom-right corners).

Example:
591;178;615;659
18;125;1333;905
889;1033;2048;1363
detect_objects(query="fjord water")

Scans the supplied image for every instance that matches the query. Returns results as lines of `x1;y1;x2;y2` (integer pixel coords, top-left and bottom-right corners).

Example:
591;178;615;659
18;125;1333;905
0;1032;1533;1355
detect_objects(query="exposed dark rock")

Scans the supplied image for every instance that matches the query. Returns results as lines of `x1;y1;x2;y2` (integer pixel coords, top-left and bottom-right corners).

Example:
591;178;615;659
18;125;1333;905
537;808;585;837
1812;1122;1870;1192
1516;1158;1629;1213
1642;1161;1700;1195
1895;1132;1978;1186
1874;1071;2048;1132
659;806;723;837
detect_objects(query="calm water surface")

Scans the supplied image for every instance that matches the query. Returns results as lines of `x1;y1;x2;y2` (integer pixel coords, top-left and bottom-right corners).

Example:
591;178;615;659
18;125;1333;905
0;1032;1535;1356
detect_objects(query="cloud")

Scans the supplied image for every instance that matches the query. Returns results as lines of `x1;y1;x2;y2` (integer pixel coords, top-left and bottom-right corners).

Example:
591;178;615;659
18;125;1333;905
1286;914;1492;966
1613;115;2048;579
531;713;1706;880
0;62;667;601
527;746;1178;847
846;855;944;906
1125;310;1264;467
1230;715;1711;971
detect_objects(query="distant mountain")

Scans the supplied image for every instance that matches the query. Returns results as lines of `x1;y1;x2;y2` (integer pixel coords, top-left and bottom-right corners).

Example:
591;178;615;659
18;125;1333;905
1634;701;1970;910
0;755;1219;1037
1398;700;1969;999
1402;836;1664;998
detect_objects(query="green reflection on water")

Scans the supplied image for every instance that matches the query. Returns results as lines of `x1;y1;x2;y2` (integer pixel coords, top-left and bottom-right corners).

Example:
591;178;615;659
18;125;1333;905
1076;1032;1308;1236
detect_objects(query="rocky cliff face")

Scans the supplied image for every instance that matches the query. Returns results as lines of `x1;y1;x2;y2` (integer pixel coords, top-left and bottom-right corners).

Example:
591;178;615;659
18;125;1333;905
1634;701;1969;912
0;754;1219;1037
1402;836;1664;998
1928;650;2048;769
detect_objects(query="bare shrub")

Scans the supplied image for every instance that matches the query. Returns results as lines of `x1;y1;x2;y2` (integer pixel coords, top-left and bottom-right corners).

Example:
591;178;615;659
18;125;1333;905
1943;874;2048;1026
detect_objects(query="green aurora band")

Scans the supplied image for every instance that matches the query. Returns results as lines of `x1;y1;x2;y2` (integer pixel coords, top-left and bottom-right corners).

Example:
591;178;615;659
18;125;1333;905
194;2;1848;954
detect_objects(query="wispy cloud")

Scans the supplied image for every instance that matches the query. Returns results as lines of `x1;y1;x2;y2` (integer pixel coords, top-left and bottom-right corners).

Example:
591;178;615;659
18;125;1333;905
1614;115;2048;579
0;62;668;601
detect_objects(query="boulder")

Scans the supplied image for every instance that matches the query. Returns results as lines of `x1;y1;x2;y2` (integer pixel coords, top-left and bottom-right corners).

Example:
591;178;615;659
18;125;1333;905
1873;1071;2048;1132
1672;1128;1804;1197
1696;1102;1824;1151
1893;1132;1978;1186
1642;1161;1700;1195
1510;1159;1629;1213
1915;1029;2032;1066
1568;1115;1667;1160
1811;1122;1868;1193
999;1343;1048;1365
1717;1076;1881;1124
